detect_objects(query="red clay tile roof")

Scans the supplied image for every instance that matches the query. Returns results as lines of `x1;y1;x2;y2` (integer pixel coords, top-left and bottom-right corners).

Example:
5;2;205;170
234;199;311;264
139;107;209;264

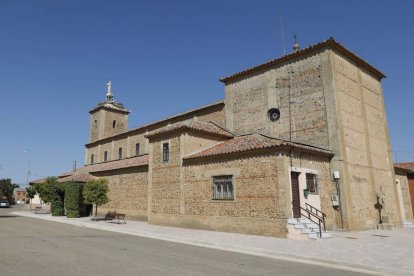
30;155;149;184
145;121;234;139
59;171;74;178
85;154;149;172
58;173;97;183
394;163;414;171
220;37;385;84
184;134;332;159
29;178;47;185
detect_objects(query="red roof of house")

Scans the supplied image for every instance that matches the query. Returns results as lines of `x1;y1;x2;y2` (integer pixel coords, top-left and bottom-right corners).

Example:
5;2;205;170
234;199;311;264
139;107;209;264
145;121;234;139
29;178;47;185
395;162;414;172
57;173;97;183
184;133;332;160
85;154;149;172
29;155;149;184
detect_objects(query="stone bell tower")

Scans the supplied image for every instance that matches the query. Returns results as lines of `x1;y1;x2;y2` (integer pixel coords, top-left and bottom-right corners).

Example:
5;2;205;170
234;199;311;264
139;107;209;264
89;81;129;143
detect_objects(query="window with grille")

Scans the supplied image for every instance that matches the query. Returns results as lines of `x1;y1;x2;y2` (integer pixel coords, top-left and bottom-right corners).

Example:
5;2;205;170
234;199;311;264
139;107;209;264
135;143;140;156
212;175;234;200
104;151;108;162
118;148;122;160
162;143;169;162
306;173;318;194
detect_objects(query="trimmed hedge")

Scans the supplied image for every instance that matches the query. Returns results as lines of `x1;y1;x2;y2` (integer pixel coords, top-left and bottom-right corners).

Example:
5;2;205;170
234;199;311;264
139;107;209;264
50;182;65;216
64;182;81;218
36;177;97;218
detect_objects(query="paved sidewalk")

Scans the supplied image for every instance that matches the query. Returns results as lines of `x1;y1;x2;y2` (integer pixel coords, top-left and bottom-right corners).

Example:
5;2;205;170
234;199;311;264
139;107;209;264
13;211;413;275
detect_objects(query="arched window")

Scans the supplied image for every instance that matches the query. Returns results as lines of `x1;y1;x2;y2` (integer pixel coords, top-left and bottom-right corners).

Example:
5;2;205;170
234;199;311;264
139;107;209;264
112;120;116;128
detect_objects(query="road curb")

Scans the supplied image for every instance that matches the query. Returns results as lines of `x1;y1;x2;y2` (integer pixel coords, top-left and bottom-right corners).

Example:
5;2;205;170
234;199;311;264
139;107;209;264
13;211;409;276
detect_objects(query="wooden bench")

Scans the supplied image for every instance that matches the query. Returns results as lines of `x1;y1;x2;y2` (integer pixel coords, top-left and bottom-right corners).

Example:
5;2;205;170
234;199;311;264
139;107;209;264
104;211;126;224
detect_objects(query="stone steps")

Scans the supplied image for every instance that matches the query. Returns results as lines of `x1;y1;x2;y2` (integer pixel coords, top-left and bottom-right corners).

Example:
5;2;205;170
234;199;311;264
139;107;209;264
403;221;414;228
287;218;331;240
308;232;332;239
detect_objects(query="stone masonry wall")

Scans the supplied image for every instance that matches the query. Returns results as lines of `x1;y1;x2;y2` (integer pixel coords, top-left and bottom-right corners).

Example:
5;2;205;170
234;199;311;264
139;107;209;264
92;166;148;220
182;152;288;237
113;137;127;160
89;110;103;143
331;51;400;229
86;104;225;165
224;53;329;148
101;111;128;140
149;134;182;215
100;142;112;162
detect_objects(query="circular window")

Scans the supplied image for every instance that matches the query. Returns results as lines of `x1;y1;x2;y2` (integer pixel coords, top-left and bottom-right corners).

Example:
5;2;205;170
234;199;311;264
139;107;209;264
268;108;281;122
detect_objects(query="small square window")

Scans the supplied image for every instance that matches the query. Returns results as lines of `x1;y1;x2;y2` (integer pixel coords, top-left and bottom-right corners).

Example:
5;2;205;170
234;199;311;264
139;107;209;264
306;174;318;194
212;175;234;200
162;143;169;162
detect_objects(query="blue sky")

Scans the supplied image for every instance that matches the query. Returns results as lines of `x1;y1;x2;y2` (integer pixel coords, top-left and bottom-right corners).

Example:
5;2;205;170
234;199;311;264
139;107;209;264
1;0;413;185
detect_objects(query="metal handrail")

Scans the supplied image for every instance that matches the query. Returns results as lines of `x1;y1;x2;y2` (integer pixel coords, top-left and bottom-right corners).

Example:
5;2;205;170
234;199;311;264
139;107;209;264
299;203;327;238
305;203;327;231
300;207;322;237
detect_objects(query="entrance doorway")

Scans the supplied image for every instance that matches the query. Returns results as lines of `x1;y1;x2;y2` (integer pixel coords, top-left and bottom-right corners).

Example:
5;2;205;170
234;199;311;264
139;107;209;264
291;172;301;218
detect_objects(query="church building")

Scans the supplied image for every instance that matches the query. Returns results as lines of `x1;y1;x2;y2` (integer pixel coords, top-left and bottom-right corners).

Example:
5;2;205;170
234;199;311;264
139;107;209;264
38;38;414;238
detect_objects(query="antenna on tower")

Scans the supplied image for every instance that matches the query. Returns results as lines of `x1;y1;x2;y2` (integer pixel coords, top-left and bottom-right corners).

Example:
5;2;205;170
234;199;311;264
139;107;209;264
280;14;286;56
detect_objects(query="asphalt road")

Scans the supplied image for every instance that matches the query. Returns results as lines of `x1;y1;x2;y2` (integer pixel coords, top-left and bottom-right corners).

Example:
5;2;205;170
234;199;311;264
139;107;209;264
0;206;368;276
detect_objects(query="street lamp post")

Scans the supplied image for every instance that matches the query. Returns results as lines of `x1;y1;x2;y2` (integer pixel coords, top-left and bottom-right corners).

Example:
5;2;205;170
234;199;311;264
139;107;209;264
23;150;31;209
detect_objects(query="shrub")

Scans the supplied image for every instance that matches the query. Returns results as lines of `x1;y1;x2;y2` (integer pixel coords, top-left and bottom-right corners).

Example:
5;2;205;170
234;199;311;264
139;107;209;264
50;182;65;216
64;181;81;218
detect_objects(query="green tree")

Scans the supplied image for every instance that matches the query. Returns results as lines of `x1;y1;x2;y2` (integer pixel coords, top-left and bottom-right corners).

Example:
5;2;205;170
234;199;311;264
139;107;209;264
34;177;58;204
0;178;19;203
83;178;109;219
33;177;65;216
26;186;37;208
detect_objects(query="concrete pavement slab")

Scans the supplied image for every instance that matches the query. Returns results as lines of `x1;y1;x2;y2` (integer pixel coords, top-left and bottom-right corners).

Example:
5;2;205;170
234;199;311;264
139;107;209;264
12;211;413;275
